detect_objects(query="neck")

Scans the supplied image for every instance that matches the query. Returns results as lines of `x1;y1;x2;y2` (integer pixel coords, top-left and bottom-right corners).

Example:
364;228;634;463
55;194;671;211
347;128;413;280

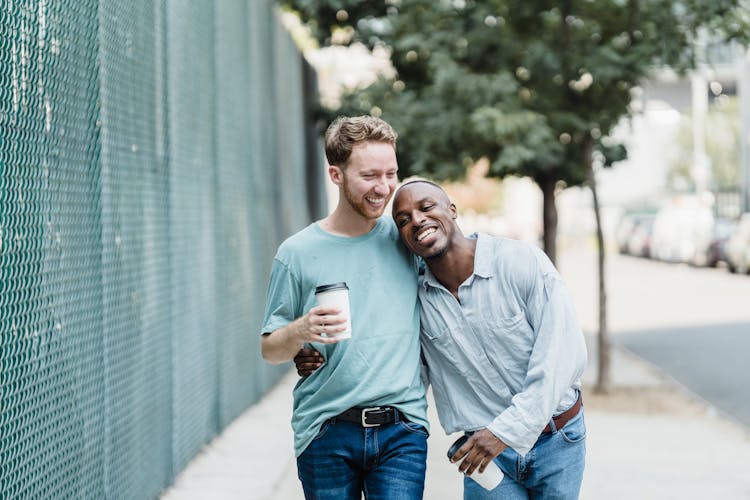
426;236;477;298
319;203;379;237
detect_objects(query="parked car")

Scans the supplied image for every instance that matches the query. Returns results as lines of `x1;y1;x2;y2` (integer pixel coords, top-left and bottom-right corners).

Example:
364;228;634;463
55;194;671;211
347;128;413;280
625;215;655;258
651;202;714;264
725;213;750;274
691;217;736;267
616;212;655;255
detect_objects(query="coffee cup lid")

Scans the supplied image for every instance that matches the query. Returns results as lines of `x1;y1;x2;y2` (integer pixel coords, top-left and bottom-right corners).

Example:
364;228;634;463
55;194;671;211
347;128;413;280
447;435;468;459
315;282;349;294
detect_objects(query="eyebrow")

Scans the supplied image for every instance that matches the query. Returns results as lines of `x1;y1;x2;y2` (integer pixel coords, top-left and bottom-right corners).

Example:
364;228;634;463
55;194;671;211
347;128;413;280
393;196;435;217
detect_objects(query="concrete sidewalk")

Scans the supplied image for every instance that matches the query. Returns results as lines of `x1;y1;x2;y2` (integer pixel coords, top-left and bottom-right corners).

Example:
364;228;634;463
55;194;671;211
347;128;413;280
160;336;750;500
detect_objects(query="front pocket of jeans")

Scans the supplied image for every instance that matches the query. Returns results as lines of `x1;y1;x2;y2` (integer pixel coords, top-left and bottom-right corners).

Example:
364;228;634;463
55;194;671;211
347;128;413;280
398;420;429;437
311;420;332;441
558;413;586;444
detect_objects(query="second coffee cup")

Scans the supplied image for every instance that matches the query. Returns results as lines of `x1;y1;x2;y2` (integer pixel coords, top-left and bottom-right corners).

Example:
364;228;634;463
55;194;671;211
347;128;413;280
447;435;504;491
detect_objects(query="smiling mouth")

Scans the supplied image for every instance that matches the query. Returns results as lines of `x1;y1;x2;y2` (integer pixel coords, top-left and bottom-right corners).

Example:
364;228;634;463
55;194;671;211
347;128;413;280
416;227;437;242
366;196;385;206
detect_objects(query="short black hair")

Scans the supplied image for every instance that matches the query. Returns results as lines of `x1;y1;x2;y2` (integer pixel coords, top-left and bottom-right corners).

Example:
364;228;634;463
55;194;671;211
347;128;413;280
395;178;444;193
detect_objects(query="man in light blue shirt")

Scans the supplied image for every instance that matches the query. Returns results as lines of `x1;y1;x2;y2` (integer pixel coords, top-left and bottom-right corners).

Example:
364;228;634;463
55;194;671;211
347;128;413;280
261;116;428;499
297;178;587;498
392;180;587;499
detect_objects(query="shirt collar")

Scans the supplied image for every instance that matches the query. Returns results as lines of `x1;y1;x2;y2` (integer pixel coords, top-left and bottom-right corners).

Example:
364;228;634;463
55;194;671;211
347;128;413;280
421;233;494;290
472;233;494;278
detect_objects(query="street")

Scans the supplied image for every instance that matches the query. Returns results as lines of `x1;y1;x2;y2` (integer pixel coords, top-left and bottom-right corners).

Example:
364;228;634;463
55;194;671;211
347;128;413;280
618;322;750;428
558;241;750;430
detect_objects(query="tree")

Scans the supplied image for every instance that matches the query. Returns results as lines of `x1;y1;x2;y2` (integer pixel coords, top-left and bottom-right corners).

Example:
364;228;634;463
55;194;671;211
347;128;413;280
281;0;749;392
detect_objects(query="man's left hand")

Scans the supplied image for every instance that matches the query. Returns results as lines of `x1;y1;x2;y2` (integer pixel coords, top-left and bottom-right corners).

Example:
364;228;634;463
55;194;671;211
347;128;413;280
450;429;507;476
293;348;324;377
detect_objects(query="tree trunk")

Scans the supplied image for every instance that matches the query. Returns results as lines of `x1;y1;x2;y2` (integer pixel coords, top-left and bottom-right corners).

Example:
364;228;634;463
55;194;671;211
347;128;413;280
584;139;611;394
539;175;558;266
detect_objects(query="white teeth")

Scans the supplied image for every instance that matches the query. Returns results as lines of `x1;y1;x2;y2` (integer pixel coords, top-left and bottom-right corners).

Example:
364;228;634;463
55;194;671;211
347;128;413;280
416;227;437;241
366;197;384;204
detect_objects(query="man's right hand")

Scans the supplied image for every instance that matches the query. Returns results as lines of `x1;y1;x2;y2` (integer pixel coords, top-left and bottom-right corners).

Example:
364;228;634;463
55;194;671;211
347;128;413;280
294;348;325;377
294;305;348;344
261;306;347;364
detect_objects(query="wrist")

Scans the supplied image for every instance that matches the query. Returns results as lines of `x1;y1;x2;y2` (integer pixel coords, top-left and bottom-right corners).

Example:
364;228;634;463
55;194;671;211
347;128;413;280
287;319;305;349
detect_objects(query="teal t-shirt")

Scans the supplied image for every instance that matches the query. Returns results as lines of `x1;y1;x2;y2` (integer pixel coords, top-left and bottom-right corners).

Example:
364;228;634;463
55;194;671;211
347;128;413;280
261;217;428;456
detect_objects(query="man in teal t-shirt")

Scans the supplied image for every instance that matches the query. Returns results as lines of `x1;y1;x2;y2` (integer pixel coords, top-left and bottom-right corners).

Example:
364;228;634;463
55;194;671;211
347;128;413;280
261;115;428;499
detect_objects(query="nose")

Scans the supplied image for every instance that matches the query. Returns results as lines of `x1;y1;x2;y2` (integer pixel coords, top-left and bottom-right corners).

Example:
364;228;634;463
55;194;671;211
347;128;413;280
373;177;389;195
412;209;427;226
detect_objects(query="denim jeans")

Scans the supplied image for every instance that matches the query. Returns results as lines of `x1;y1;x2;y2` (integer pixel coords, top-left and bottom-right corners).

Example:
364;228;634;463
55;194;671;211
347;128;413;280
297;416;428;500
463;409;586;500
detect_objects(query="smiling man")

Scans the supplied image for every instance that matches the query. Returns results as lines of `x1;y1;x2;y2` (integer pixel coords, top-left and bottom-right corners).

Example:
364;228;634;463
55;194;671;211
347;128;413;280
296;178;589;498
392;179;588;499
260;116;428;500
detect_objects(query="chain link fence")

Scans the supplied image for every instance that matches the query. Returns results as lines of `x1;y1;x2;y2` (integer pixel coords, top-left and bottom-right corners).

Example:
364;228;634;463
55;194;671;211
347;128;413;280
0;1;326;497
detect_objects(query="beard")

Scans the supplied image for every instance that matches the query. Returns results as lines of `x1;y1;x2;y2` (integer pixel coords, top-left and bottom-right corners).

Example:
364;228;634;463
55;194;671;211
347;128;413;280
423;245;448;260
342;176;389;220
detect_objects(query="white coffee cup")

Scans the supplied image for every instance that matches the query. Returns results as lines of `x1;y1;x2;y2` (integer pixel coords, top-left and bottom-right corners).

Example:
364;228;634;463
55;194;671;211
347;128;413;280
314;282;352;339
447;435;504;491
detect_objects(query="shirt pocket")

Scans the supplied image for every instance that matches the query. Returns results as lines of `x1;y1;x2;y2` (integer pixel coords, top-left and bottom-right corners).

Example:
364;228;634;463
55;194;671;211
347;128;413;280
481;312;534;370
420;326;471;376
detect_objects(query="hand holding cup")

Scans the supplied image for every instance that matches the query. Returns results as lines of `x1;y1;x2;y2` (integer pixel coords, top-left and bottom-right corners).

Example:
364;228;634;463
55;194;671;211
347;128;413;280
295;305;348;345
447;432;505;491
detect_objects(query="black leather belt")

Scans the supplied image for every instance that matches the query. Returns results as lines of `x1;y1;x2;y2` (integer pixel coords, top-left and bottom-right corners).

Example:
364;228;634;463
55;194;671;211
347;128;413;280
335;406;401;427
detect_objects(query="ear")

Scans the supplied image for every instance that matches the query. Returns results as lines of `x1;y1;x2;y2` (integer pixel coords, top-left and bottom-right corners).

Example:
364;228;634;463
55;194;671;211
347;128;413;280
449;203;458;219
329;165;344;186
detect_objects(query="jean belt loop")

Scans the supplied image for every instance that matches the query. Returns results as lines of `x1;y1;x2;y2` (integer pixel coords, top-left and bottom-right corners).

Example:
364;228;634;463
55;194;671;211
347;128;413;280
547;416;558;433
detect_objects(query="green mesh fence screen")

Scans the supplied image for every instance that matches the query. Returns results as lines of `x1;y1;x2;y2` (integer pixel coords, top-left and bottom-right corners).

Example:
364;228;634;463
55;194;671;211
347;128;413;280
0;1;324;498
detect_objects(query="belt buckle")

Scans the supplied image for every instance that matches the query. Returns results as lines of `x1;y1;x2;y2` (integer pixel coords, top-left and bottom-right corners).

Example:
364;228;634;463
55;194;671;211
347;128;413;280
361;407;382;427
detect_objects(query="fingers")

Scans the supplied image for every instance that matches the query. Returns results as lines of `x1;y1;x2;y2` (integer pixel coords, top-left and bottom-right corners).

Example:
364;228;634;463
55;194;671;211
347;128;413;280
312;334;344;344
297;365;319;377
458;454;483;476
317;317;348;333
308;307;348;326
450;442;470;464
462;455;484;476
308;305;343;318
293;348;324;377
293;349;324;362
452;440;487;477
301;308;348;341
294;360;323;373
294;348;324;361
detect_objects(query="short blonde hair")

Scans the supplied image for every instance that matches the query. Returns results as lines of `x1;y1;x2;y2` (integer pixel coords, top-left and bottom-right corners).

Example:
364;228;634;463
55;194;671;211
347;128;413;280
324;115;397;167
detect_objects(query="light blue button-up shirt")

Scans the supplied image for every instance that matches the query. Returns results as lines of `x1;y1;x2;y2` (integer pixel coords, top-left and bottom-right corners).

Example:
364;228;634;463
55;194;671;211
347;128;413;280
419;233;587;455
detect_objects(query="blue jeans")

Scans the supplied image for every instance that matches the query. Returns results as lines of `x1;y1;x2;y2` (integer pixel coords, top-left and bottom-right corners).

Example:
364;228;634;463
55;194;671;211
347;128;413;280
297;416;428;500
463;409;586;500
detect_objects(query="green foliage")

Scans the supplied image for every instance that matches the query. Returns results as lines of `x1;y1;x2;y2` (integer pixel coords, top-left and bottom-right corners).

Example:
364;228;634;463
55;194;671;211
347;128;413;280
282;0;750;188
